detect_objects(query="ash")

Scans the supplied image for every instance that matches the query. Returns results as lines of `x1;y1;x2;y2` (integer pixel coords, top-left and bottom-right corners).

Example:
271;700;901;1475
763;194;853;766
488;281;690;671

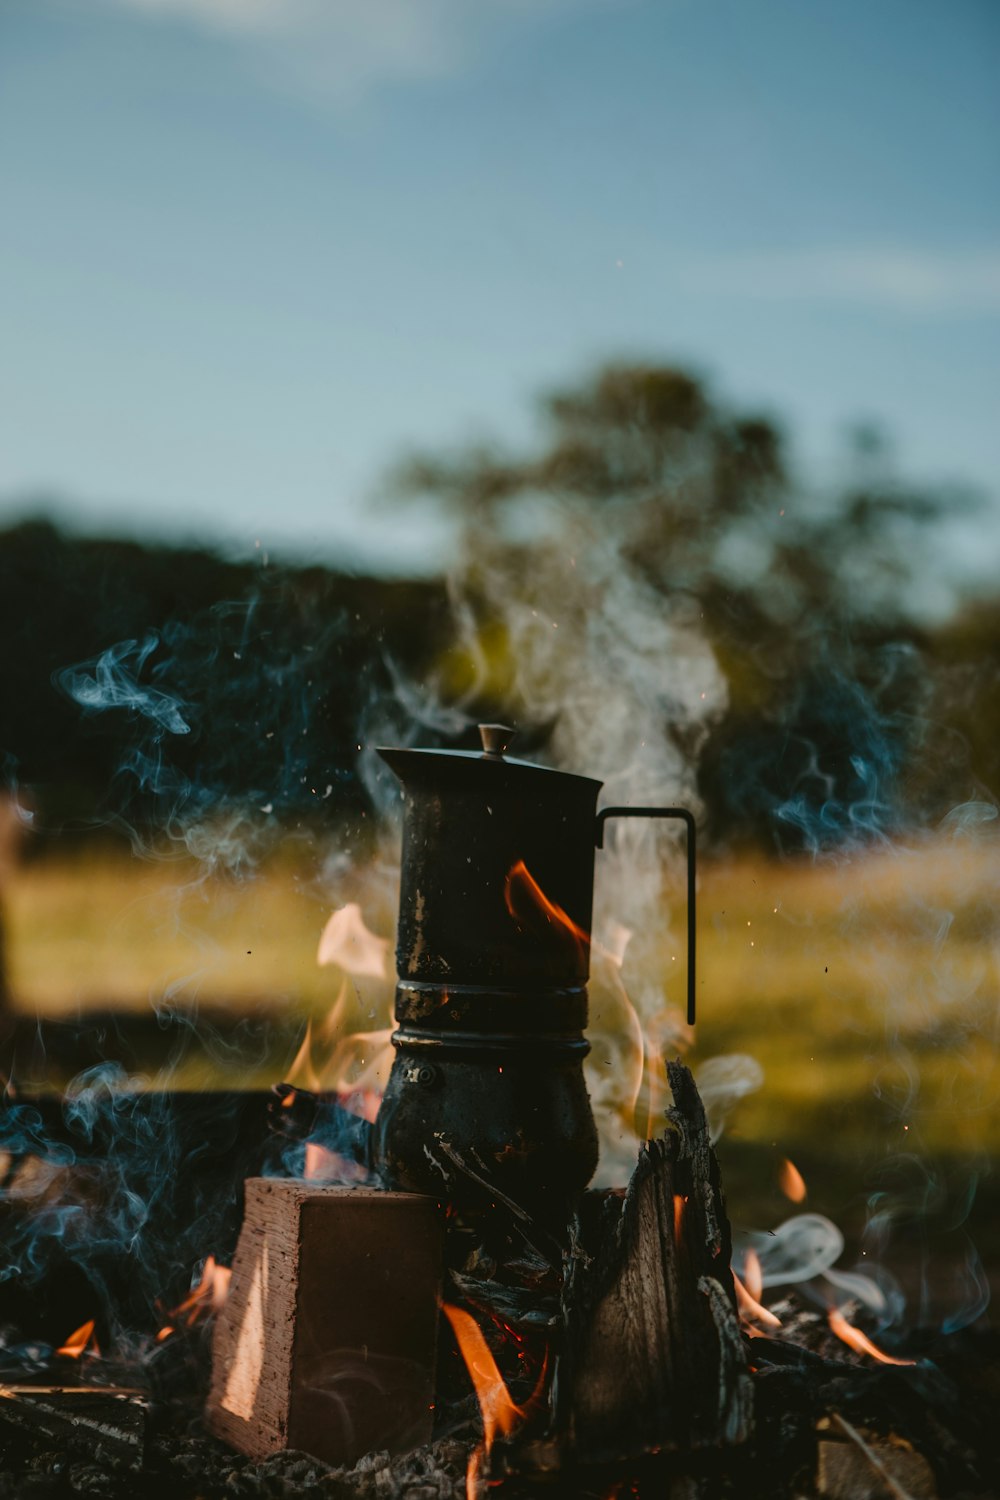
1;1295;997;1499
0;1420;473;1500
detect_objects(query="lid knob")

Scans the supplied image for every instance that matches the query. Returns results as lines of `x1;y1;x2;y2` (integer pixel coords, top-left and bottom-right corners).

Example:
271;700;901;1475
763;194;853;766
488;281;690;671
479;723;516;758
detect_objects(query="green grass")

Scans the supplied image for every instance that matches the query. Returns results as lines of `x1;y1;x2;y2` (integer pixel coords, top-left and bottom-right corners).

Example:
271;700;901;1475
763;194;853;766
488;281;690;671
7;834;997;1326
6;846;397;1019
688;841;999;1160
4;834;998;1163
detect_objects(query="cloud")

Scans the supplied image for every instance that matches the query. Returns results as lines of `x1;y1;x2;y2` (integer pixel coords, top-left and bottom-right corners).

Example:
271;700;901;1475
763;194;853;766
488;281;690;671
102;0;583;106
680;246;1000;316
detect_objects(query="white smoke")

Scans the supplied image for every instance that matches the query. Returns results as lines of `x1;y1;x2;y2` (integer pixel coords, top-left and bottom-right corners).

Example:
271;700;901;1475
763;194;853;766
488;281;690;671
733;1213;894;1320
444;515;727;954
695;1054;766;1143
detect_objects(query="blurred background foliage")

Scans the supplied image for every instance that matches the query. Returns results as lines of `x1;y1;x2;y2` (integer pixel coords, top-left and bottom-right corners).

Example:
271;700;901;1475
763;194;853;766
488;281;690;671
0;517;451;852
2;0;997;1335
1;361;998;1311
397;362;998;849
3;360;997;861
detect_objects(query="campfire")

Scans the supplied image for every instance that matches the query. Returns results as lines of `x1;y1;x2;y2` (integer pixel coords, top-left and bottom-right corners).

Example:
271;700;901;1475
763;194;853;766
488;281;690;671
0;726;994;1499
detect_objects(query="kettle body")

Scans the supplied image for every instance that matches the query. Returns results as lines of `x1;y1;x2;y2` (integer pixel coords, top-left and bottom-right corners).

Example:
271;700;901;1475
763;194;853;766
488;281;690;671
371;726;696;1220
373;733;600;1218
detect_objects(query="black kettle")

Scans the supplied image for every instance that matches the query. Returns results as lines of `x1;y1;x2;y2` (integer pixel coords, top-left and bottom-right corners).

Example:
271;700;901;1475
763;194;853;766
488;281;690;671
370;725;696;1219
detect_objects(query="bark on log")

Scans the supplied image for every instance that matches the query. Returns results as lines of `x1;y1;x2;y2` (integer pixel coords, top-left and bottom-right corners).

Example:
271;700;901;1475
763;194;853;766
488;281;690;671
206;1180;444;1469
561;1060;752;1464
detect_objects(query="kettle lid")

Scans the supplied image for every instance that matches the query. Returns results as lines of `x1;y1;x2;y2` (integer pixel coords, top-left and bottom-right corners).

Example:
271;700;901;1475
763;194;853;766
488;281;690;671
376;723;603;793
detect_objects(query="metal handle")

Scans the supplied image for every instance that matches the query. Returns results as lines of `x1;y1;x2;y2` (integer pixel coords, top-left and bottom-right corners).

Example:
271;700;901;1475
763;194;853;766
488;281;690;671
594;806;697;1026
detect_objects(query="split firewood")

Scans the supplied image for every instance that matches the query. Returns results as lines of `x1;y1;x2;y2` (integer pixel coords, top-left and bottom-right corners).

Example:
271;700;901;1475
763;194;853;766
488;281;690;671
818;1413;938;1500
558;1059;753;1465
206;1179;444;1469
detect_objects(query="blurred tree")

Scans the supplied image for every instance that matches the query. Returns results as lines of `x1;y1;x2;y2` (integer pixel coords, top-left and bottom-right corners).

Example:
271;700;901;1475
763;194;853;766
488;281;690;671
2;367;994;859
0;519;450;853
393;362;996;849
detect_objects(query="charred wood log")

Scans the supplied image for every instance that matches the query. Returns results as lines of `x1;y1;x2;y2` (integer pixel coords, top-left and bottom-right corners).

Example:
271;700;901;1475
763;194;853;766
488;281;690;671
0;1385;149;1468
556;1059;752;1466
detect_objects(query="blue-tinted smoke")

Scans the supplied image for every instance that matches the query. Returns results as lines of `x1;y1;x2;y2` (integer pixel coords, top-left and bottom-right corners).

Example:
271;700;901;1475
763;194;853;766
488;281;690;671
864;1152;993;1332
0;1065;273;1361
716;659;918;854
54;593;364;874
63;635;192;737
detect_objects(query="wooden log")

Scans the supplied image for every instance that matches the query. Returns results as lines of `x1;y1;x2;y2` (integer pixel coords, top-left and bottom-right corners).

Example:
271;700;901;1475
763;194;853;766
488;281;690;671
0;1386;148;1467
560;1060;753;1464
818;1415;938;1500
206;1179;444;1469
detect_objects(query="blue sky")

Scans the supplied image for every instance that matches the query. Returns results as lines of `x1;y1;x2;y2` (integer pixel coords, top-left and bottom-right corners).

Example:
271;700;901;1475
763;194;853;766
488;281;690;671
1;0;998;574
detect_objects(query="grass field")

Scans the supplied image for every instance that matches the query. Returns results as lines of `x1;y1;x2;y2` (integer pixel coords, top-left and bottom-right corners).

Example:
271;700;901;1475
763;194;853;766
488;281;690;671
4;833;998;1165
695;840;1000;1155
4;832;998;1323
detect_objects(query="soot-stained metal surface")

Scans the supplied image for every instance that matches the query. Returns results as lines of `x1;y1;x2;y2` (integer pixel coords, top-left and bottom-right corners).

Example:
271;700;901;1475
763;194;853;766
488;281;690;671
369;727;696;1222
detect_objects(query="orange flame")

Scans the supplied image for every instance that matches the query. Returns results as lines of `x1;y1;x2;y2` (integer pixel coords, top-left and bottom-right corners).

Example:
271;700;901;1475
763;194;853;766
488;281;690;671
171;1255;232;1327
302;1139;368;1183
583;950;650;1149
316;902;389;978
636;1005;695;1140
286;1016;323;1094
743;1247;764;1303
673;1193;686;1242
286;976;394;1105
304;1141;338;1181
828;1308;915;1366
779;1158;807;1203
504;861;591;949
443;1303;535;1498
57;1319;96;1358
285;971;389;1185
588;958;693;1149
285;903;396;1110
286;979;352;1094
733;1270;782;1331
505;860;693;1152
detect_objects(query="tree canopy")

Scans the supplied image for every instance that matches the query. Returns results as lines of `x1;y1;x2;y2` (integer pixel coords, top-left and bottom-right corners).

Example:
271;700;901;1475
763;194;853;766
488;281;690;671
0;519;449;858
2;364;995;860
394;362;997;850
